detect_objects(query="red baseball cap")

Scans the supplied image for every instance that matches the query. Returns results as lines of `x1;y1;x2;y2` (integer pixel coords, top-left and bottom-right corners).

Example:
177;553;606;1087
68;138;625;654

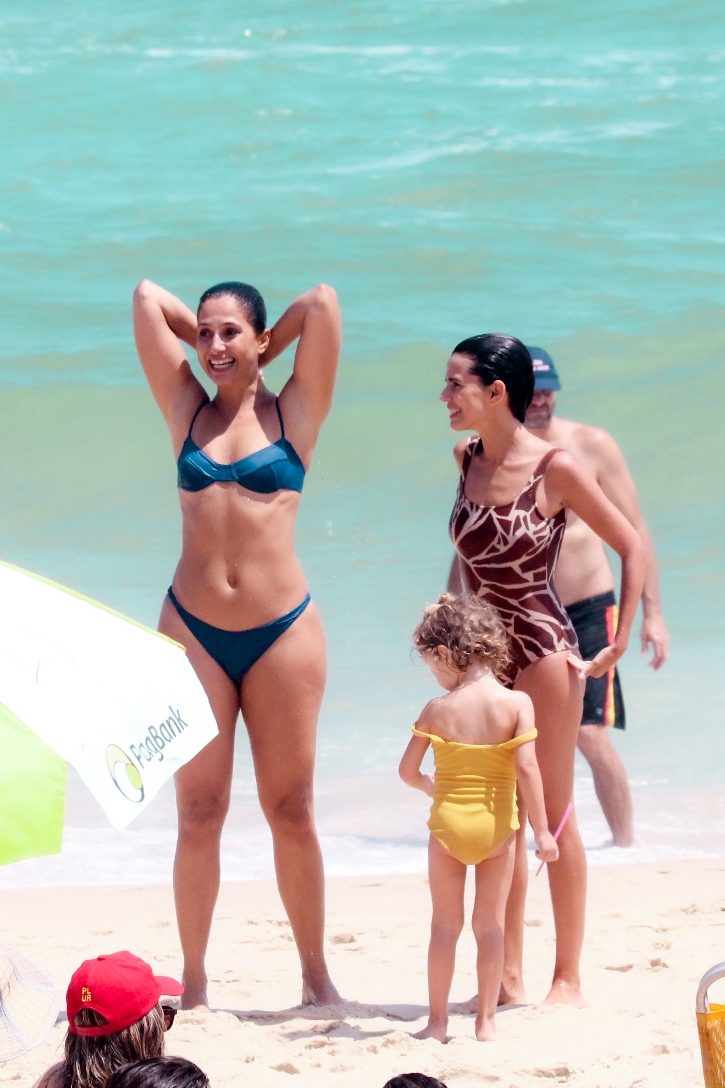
67;951;184;1037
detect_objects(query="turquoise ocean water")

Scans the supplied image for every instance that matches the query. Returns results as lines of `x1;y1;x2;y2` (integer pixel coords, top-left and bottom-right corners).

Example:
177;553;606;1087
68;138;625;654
1;0;724;885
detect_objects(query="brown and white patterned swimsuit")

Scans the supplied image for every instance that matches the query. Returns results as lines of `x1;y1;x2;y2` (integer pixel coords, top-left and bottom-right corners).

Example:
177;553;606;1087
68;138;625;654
449;439;578;685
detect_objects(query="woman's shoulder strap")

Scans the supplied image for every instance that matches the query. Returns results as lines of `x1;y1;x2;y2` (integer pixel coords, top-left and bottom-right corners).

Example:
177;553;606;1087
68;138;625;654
532;447;564;481
275;397;286;439
461;436;481;479
187;396;210;439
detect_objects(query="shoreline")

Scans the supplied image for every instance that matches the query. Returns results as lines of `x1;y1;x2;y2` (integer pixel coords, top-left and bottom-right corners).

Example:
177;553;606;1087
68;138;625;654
3;858;723;1087
3;768;725;890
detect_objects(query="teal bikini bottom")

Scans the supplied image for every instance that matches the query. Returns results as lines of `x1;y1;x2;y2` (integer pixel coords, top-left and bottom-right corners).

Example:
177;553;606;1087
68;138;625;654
167;587;311;684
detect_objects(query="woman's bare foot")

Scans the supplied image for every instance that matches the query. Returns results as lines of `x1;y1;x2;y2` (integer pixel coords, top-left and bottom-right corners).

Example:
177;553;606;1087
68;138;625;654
301;975;342;1007
475;1016;497;1041
541;978;587;1007
412;1022;447;1043
451;995;477;1015
180;984;211;1012
454;974;526;1015
499;968;526;1006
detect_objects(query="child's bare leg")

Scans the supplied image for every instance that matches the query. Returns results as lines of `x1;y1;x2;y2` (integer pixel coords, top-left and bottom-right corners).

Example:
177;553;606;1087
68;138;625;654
472;836;516;1041
500;817;528;1004
414;836;466;1043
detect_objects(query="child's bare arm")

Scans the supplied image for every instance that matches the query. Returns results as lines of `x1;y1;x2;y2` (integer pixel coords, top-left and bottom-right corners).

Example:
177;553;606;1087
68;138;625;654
513;695;559;864
399;735;434;797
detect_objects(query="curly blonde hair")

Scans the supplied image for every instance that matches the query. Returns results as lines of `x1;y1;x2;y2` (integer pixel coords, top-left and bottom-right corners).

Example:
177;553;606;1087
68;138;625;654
413;593;511;680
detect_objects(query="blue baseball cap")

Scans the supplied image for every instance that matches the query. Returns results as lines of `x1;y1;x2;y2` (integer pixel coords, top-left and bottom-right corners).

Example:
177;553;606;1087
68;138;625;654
527;346;561;391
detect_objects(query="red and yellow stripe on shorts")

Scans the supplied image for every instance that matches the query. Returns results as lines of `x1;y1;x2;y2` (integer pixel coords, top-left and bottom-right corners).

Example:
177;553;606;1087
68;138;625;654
603;603;619;727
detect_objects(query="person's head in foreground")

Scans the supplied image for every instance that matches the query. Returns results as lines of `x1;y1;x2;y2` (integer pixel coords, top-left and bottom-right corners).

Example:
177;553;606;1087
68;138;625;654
36;951;183;1088
106;1057;209;1088
523;345;560;432
413;593;511;688
382;1075;448;1088
441;333;534;432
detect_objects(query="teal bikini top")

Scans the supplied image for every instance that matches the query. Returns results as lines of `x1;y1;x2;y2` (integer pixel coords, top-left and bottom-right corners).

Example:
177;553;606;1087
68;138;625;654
177;398;305;494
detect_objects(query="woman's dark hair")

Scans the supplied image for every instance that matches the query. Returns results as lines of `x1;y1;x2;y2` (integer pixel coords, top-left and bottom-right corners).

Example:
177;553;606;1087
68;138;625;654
452;333;534;424
383;1076;448;1088
106;1056;209;1088
61;1007;165;1088
197;281;267;335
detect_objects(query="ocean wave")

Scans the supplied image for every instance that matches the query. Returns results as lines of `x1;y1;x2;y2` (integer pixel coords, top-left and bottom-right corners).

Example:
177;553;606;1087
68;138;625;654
1;822;722;889
582;49;680;68
328;139;489;176
476;77;604;88
144;47;251;60
327;115;672;178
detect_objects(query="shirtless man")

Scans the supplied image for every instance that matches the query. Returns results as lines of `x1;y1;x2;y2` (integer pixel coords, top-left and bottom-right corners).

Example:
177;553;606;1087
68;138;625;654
524;347;669;847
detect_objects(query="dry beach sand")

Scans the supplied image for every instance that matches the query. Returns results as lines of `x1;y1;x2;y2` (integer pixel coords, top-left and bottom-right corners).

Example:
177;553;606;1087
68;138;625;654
3;859;724;1088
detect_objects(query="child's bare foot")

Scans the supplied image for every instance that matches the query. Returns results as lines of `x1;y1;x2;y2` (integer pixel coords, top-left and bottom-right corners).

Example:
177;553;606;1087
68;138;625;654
412;1021;447;1043
301;975;342;1007
475;1016;497;1041
541;978;587;1008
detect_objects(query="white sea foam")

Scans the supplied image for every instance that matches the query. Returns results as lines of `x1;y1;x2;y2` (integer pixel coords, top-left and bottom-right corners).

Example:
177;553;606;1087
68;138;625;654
1;767;723;889
328;139;489;176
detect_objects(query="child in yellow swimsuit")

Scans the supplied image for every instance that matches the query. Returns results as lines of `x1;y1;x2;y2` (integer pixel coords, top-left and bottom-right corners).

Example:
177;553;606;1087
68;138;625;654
399;593;558;1043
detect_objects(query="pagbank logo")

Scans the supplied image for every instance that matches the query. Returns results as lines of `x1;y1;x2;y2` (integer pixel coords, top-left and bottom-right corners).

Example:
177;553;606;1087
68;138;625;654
106;744;145;803
106;707;191;804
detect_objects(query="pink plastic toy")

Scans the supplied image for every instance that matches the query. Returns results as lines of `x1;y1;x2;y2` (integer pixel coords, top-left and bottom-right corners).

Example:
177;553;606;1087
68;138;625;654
535;801;574;876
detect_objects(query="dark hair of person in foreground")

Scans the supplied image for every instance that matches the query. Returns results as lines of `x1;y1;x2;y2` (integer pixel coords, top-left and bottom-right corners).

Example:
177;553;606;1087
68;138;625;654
453;333;534;424
382;1075;448;1088
60;1007;165;1088
106;1057;209;1088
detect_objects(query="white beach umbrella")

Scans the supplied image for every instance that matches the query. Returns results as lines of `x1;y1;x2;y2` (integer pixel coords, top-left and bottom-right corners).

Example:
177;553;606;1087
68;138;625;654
0;944;60;1062
0;559;218;861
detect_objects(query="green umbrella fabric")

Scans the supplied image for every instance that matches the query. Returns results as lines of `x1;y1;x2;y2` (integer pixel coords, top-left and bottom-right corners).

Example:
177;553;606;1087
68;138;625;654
0;703;66;867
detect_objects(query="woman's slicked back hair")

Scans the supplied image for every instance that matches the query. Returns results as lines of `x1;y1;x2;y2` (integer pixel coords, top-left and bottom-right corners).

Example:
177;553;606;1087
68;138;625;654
453;333;534;423
197;282;267;335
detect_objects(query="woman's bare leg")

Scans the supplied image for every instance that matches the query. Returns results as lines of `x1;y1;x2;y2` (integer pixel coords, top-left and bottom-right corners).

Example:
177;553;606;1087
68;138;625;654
515;651;587;1006
240;603;340;1006
160;596;241;1011
414;836;466;1042
473;836;515;1040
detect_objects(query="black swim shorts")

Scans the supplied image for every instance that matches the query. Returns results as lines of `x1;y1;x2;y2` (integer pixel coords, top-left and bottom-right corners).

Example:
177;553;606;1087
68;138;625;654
565;590;625;729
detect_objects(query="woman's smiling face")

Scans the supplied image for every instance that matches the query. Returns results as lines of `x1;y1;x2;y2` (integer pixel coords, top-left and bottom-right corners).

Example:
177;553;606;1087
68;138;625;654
196;295;269;384
440;353;492;430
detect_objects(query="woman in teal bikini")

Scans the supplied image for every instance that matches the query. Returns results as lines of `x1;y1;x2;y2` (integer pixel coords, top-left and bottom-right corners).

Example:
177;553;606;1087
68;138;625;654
133;278;341;1009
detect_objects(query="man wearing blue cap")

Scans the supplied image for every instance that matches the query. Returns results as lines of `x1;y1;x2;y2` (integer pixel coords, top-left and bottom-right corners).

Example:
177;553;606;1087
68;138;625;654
524;347;669;847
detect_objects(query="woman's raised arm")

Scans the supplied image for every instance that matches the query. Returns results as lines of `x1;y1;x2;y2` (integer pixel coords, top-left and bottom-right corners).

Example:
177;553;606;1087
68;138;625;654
545;452;647;679
262;285;341;442
133;280;204;428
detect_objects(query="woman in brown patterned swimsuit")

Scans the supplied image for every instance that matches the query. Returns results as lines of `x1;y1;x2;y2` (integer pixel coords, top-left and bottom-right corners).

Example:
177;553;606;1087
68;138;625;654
444;334;646;1007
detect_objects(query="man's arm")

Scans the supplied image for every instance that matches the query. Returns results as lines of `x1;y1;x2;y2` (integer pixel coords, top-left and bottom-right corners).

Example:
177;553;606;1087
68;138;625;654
581;427;669;670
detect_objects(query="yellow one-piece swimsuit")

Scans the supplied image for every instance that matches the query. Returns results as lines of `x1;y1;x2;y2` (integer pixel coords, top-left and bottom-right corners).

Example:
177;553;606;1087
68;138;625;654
412;725;538;866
